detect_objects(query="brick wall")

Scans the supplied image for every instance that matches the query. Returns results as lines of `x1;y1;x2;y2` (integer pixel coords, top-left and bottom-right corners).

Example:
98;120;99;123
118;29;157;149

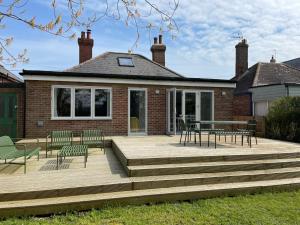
25;80;234;138
233;94;252;116
0;87;25;138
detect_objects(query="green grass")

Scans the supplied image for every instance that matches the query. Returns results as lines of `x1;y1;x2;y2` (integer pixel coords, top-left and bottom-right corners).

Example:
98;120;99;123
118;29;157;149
2;190;300;225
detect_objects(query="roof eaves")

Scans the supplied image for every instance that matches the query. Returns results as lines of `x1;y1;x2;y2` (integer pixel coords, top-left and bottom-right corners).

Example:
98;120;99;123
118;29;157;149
20;70;236;84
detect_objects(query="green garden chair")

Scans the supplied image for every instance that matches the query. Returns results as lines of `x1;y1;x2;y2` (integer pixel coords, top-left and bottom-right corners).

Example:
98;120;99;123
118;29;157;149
46;130;73;158
81;129;105;154
0;136;40;173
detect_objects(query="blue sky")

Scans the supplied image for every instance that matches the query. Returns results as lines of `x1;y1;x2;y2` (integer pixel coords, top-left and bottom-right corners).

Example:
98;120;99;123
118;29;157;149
4;0;300;79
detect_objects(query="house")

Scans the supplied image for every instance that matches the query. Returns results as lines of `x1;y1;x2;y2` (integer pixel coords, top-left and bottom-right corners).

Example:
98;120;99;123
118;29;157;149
20;30;236;138
233;40;300;117
0;65;24;138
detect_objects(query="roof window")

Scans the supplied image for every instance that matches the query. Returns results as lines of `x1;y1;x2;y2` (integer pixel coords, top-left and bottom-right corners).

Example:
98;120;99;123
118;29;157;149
117;57;134;67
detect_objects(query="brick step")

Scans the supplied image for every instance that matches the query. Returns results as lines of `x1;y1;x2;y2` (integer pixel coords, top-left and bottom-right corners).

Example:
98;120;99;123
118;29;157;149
126;151;300;166
1;178;300;218
128;158;300;177
131;167;300;190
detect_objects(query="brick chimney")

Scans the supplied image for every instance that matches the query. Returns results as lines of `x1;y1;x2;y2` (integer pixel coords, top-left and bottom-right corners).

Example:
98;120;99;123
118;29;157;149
151;34;166;66
235;39;248;80
78;29;94;64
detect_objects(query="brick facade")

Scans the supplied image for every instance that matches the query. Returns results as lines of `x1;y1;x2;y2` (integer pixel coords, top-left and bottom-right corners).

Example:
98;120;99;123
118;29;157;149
233;94;252;116
25;80;234;138
0;87;25;138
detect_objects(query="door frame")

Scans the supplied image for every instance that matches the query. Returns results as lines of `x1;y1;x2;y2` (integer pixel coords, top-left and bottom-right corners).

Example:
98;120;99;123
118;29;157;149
167;88;176;134
166;89;215;133
128;88;148;136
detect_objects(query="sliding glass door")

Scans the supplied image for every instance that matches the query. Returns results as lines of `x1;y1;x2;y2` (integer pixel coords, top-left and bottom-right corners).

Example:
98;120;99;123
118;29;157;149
167;89;214;134
128;88;147;135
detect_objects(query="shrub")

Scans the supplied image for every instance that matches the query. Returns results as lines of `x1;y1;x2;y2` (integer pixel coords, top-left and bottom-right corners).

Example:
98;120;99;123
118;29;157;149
265;96;300;142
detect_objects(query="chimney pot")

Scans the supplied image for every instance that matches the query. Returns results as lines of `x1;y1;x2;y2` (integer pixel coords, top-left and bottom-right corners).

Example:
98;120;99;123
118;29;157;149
270;55;276;63
158;34;163;44
154;37;158;44
87;29;91;39
81;31;85;39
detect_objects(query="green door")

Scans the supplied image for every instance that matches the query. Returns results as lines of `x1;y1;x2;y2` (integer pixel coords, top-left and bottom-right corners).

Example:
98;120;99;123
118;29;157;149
0;93;17;138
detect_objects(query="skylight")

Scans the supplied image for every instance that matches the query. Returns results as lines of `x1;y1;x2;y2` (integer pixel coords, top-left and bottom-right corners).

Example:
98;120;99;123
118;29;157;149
118;57;134;67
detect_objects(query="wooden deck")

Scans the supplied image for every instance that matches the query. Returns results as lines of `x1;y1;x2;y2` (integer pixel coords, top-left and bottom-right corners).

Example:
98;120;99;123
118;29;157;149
1;135;300;217
112;135;300;163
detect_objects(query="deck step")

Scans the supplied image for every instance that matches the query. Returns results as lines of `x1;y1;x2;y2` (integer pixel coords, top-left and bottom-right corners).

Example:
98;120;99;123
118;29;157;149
128;158;300;176
1;178;300;217
0;178;132;202
126;151;300;166
131;167;300;189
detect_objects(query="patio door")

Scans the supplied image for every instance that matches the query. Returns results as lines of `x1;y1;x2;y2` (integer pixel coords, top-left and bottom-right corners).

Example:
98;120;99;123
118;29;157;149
167;90;214;133
0;93;17;138
167;88;176;134
128;88;147;135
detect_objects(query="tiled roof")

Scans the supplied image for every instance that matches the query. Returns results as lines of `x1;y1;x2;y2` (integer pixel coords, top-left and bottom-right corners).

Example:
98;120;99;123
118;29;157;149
65;52;184;78
235;62;300;94
283;58;300;69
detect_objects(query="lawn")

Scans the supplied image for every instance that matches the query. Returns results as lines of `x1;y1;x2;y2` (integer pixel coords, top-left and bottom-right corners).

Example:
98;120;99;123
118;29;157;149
2;190;300;225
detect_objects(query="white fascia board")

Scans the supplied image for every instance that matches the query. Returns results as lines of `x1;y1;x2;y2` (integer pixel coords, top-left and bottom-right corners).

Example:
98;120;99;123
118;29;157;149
23;75;236;88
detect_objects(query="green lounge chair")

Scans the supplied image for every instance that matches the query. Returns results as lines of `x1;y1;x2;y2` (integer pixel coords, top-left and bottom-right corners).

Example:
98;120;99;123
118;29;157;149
81;129;105;154
46;130;73;158
0;136;40;173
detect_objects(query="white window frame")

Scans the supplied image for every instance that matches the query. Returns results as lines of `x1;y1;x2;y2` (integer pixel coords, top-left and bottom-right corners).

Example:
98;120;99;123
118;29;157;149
51;85;112;120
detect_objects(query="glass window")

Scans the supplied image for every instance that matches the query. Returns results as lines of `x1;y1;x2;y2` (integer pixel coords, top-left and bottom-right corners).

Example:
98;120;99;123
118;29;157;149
118;57;134;66
185;92;196;122
75;89;91;117
95;89;111;117
54;88;71;117
201;92;213;129
201;92;213;121
130;90;146;133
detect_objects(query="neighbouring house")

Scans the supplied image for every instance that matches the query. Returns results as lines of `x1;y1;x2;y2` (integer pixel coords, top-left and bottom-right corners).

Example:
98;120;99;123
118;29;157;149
0;65;24;138
20;30;236;138
233;40;300;117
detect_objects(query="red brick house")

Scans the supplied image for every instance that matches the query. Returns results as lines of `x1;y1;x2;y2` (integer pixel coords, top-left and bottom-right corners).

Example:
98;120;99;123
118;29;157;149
0;65;24;138
233;39;300;116
19;30;235;138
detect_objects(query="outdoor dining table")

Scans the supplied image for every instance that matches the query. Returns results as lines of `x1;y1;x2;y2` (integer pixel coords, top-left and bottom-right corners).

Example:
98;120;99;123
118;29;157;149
187;120;249;147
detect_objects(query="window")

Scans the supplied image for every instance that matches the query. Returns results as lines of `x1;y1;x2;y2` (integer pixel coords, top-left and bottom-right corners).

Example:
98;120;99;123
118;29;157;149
52;86;112;120
118;57;134;67
54;88;71;117
95;89;110;117
75;89;91;117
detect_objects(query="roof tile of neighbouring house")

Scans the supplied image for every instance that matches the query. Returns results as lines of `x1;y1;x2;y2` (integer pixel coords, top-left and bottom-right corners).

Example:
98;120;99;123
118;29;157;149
234;62;300;94
65;52;184;78
283;58;300;69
